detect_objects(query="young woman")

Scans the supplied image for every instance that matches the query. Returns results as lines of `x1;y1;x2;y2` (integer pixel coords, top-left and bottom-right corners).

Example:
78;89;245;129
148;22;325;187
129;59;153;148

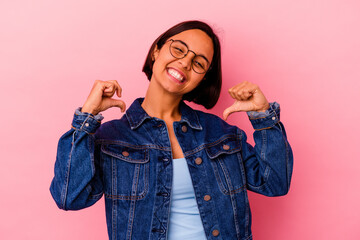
50;20;293;240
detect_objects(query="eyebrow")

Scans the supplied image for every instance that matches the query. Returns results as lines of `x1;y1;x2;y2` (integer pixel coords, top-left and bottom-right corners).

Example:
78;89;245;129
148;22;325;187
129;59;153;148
177;39;210;64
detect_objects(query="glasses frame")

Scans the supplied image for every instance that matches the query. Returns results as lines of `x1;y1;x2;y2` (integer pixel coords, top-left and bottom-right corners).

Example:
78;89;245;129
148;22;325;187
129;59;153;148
168;39;210;74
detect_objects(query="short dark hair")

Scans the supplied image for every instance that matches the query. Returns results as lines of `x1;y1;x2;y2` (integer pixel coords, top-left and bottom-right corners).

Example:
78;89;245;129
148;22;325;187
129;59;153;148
142;20;222;109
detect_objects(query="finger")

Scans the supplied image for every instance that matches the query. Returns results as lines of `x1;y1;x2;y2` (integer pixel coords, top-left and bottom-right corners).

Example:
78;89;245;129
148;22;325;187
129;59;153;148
223;105;236;121
230;88;249;101
233;85;257;101
228;87;238;100
109;99;126;112
103;85;114;93
103;82;117;97
108;80;122;98
239;89;253;100
108;80;122;97
92;80;107;96
228;82;248;100
228;90;236;100
103;89;115;98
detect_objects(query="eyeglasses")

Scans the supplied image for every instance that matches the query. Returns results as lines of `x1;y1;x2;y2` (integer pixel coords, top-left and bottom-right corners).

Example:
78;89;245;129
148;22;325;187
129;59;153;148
168;39;210;74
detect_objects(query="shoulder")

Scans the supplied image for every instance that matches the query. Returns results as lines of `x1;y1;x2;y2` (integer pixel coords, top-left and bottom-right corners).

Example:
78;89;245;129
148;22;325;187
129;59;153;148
194;109;239;134
95;115;130;140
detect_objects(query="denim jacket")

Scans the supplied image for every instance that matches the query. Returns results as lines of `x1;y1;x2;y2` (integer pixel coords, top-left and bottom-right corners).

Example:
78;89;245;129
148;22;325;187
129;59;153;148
50;98;293;240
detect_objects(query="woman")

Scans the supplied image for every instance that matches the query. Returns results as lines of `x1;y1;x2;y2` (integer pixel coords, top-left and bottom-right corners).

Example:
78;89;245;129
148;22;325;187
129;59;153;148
50;20;293;240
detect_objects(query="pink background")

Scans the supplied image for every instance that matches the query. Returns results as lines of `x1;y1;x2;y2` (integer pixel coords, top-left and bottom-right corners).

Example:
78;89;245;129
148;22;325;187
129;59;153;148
1;0;359;239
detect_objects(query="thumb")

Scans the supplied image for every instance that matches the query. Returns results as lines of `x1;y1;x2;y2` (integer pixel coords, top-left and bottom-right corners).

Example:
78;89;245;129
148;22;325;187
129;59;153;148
223;105;236;121
108;99;126;112
223;100;248;120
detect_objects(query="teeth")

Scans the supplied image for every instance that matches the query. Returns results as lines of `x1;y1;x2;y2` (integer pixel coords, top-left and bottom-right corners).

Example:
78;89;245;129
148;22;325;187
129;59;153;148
168;69;184;82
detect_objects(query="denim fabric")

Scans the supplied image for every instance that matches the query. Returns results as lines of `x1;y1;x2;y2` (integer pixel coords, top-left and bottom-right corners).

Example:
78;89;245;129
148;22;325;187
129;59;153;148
50;98;293;240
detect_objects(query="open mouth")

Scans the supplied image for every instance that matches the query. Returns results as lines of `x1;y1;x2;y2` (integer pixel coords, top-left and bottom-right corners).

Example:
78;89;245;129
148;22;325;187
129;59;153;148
167;68;186;83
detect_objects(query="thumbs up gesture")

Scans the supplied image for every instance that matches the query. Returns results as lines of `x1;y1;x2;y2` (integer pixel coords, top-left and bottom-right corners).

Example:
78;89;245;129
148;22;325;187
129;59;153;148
223;81;270;120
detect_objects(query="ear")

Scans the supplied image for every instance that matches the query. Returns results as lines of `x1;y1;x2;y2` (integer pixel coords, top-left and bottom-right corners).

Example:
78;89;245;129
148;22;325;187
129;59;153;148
152;46;159;61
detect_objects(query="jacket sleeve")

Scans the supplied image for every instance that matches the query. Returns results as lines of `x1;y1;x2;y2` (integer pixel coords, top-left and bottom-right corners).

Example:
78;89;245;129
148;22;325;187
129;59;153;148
50;109;104;210
240;102;293;196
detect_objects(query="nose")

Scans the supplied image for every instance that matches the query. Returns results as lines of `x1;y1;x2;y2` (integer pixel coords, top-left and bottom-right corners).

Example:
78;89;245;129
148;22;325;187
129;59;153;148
178;52;195;71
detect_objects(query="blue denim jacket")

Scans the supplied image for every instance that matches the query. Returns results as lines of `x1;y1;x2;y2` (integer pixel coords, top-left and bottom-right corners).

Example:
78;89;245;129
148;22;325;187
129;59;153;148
50;98;293;240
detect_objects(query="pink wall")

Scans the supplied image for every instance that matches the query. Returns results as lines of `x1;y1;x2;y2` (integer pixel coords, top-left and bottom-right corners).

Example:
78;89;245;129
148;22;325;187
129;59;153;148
1;0;359;239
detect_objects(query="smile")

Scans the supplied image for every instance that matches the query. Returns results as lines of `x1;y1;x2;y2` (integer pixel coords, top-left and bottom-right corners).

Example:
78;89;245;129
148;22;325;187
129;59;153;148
167;68;186;83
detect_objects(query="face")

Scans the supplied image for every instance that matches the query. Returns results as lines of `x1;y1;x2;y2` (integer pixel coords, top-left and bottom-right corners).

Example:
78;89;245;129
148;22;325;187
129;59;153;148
151;29;214;97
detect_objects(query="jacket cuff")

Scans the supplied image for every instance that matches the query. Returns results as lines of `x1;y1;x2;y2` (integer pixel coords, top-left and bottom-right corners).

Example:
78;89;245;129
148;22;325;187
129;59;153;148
71;108;104;134
247;102;280;131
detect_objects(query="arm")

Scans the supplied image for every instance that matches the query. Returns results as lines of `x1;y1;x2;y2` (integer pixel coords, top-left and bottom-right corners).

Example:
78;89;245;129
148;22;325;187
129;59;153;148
50;110;104;210
223;81;293;196
50;79;126;210
241;103;293;196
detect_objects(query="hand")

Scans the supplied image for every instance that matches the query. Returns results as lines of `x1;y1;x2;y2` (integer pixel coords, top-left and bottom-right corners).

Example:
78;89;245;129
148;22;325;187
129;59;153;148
223;81;270;120
81;80;126;115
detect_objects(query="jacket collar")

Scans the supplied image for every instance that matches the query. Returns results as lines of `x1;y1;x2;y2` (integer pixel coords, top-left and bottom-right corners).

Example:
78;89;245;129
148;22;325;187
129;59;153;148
126;98;203;131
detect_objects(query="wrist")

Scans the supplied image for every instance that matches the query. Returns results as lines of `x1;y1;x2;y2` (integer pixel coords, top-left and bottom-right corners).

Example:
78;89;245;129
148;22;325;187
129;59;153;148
81;105;97;115
256;103;270;112
75;107;104;122
247;102;279;120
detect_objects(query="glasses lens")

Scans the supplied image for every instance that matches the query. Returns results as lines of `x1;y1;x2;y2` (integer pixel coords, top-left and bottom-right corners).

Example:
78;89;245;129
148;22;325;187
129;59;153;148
192;56;208;74
170;41;187;59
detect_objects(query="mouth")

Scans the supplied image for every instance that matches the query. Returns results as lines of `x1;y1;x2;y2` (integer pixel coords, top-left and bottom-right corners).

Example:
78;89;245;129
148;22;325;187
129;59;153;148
167;68;186;83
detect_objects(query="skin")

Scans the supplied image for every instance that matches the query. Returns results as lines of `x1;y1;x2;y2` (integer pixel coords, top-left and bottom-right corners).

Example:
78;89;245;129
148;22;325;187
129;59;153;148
81;29;270;159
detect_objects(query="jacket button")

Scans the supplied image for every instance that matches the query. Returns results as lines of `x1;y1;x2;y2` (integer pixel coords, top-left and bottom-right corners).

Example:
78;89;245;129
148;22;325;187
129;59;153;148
156;192;169;197
195;157;202;165
181;125;188;132
151;228;165;233
122;151;129;157
204;195;211;201
212;229;220;237
222;144;230;150
85;123;89;127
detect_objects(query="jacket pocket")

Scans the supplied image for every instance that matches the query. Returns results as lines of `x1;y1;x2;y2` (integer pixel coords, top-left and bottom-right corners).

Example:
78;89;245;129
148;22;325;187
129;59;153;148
101;143;149;200
205;135;246;195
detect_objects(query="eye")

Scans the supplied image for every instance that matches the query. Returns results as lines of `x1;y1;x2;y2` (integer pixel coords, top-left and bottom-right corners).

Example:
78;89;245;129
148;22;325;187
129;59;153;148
174;47;184;53
194;60;205;69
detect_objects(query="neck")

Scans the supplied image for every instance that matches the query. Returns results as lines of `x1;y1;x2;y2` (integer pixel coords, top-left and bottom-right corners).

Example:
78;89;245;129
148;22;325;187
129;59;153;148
141;80;182;121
